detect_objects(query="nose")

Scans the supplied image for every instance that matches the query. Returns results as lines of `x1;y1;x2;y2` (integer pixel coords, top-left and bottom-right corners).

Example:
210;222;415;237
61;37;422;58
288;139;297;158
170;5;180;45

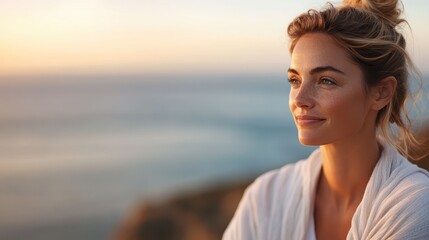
290;82;315;109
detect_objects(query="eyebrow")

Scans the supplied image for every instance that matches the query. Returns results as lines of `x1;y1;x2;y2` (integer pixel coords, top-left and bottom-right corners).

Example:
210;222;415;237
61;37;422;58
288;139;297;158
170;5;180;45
288;66;346;75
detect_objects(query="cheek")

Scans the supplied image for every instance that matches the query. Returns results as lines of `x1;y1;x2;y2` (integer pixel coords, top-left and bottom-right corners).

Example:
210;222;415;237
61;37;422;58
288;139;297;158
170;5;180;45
324;96;347;114
325;90;368;123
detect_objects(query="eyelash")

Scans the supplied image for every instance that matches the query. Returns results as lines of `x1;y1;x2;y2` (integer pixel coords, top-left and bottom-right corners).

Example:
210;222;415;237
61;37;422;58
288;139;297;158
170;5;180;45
287;77;300;85
320;77;336;85
287;77;336;86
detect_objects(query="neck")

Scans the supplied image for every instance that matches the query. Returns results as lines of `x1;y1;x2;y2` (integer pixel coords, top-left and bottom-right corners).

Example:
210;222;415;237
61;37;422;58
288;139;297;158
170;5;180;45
319;135;381;205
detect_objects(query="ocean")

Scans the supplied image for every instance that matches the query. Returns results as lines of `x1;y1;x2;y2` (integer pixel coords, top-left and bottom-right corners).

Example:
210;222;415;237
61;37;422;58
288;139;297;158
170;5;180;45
0;74;320;239
0;73;427;239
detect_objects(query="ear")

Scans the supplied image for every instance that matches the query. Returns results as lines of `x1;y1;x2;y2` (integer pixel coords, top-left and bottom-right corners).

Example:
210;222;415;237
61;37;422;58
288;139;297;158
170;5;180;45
370;76;397;111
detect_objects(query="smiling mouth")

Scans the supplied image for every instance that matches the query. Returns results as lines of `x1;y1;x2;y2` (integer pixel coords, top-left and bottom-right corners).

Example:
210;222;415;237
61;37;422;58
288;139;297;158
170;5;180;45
295;115;326;126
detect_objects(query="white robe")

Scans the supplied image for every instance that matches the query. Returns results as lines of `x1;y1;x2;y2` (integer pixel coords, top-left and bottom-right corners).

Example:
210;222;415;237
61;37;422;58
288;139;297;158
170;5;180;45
223;141;429;240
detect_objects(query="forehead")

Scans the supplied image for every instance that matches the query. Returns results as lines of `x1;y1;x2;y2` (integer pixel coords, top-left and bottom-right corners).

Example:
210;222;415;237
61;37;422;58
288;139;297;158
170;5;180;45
290;33;355;72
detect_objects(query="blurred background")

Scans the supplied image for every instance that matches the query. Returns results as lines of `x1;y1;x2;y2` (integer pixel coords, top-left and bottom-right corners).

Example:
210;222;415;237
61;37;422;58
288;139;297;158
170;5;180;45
0;0;428;239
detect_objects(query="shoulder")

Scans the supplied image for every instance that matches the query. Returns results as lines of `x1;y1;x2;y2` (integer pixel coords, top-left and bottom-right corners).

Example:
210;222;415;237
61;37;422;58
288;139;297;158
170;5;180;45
245;148;321;206
223;149;321;239
378;154;429;210
248;156;313;197
387;162;429;207
372;159;429;238
251;148;321;189
374;144;429;203
388;157;429;198
350;148;429;239
223;159;310;240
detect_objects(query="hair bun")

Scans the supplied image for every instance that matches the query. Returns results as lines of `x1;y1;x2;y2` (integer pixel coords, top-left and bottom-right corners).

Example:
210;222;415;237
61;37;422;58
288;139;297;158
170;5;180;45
343;0;405;26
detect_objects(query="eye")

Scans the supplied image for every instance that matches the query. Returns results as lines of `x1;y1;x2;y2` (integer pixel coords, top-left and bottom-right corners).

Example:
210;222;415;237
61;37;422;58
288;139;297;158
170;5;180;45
287;77;301;86
320;77;336;86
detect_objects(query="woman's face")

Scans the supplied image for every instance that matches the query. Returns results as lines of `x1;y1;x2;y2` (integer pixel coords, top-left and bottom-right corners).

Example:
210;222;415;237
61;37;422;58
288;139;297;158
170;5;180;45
288;33;376;146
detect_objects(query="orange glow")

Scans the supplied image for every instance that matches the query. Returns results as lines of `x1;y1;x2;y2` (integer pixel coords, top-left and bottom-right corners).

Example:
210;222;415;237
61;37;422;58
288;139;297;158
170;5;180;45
0;0;428;76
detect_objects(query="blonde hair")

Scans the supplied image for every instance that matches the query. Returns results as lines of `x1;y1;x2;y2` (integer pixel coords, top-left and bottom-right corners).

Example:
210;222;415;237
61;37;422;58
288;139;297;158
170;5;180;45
287;0;423;160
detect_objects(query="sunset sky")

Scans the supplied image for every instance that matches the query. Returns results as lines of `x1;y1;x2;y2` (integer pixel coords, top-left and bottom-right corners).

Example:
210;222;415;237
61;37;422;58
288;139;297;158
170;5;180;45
1;0;428;76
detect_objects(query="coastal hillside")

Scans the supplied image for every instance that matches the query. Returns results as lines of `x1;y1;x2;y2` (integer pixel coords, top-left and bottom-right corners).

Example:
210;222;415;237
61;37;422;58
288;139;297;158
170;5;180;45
114;180;250;240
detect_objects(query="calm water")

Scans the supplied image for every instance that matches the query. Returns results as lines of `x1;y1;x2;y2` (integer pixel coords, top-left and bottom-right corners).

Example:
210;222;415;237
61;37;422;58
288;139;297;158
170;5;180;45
0;74;320;239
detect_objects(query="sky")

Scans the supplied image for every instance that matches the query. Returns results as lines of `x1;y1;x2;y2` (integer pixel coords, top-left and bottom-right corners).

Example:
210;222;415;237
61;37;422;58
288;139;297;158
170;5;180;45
1;0;429;76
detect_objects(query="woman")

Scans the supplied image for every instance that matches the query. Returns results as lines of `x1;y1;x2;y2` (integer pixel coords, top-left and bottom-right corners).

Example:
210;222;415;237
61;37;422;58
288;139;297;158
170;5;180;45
223;0;429;239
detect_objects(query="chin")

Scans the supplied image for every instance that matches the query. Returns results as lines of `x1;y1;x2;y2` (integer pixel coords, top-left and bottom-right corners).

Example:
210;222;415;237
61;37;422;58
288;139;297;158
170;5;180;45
298;139;321;146
297;134;325;146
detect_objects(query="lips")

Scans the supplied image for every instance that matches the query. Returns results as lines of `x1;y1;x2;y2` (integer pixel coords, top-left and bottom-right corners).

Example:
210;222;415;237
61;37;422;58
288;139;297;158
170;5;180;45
295;115;326;126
